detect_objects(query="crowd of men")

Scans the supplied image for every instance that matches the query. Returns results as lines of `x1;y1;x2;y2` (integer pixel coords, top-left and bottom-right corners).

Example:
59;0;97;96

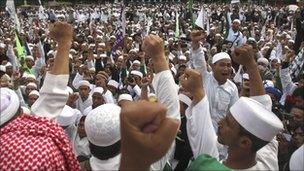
0;1;303;170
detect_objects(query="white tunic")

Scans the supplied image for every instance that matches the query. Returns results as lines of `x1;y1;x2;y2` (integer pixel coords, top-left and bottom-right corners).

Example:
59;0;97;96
74;135;90;158
76;96;92;114
191;47;239;130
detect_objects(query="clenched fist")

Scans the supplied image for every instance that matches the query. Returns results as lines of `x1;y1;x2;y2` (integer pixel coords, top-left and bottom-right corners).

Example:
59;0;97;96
232;45;256;68
142;35;165;60
49;22;73;44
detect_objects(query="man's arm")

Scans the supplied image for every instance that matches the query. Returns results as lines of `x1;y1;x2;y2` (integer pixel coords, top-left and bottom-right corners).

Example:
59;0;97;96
31;22;73;119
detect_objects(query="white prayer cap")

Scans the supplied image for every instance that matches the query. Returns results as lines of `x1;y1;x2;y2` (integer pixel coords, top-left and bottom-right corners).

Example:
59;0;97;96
21;106;31;115
130;70;143;78
242;73;249;80
233;19;241;24
100;54;107;58
69;54;73;59
257;57;269;66
0;65;6;72
93;87;104;95
110;35;116;39
0;43;5;48
28;90;40;97
185;51;190;55
288;39;295;44
89;67;96;72
289;145;304;171
70;49;77;54
5;62;12;67
77;80;90;89
118;94;133;103
129;49;138;53
0;88;20;126
26;74;36;79
179;93;192;107
212;52;231;64
171;66;177;75
132;60;141;65
47;50;54;56
264;80;274;88
98;42;106;47
85;104;121;146
25;55;34;61
247;37;256;42
168;53;175;61
67;86;74;95
179;55;187;61
56;106;78;127
26;82;38;89
107;80;119;89
230;97;283;142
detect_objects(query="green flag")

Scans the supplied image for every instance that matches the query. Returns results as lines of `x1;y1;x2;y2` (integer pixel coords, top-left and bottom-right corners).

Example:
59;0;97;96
188;0;194;28
15;30;25;59
175;10;180;39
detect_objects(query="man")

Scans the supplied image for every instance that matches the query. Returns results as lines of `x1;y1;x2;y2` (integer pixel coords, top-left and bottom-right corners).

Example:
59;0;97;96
119;44;284;170
0;22;80;170
191;30;239;130
83;87;105;116
226;19;244;47
27;90;40;107
76;80;92;113
81;104;121;170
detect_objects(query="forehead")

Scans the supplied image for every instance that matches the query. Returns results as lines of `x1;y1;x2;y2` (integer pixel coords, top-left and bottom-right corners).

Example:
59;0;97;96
215;59;231;66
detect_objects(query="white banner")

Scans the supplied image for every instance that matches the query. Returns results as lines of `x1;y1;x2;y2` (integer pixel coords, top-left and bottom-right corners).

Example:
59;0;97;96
195;7;205;29
231;0;240;4
6;0;21;31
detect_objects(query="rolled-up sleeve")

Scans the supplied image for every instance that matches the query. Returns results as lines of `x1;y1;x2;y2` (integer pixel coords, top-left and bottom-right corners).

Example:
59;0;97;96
31;72;69;119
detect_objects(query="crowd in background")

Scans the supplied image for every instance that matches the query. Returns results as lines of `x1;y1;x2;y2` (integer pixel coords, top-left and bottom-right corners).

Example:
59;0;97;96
0;1;303;170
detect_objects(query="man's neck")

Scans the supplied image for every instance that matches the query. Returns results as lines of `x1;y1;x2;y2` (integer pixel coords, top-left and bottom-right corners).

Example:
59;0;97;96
81;96;88;101
224;147;257;170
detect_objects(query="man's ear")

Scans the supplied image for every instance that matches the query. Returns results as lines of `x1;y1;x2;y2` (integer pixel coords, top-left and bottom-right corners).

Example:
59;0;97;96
239;136;252;150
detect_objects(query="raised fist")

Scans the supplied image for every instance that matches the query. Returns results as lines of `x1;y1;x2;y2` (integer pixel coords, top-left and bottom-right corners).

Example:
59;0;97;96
49;22;73;44
142;35;165;60
232;45;256;68
179;69;203;94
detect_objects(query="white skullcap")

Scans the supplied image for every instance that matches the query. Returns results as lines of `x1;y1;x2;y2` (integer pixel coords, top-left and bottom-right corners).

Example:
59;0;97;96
0;88;20;126
243;73;249;80
132;60;141;65
247;37;256;42
67;86;74;95
25;55;34;61
5;62;12;67
98;42;106;46
288;40;295;44
0;43;6;48
93;87;104;95
77;80;91;89
89;67;96;72
257;57;269;66
179;94;192;107
26;82;38;89
168;53;175;61
118;94;133;103
289;145;304;171
110;35;116;39
70;49;77;54
85;104;121;146
185;51;190;55
130;70;143;78
212;52;231;64
26;74;36;79
28;90;40;97
21;106;31;115
230;97;283;141
107;80;119;89
0;65;6;72
56;105;78;127
47;50;54;56
129;49;138;53
179;55;187;61
264;80;274;88
171;66;177;75
148;93;156;98
233;19;241;24
69;54;73;59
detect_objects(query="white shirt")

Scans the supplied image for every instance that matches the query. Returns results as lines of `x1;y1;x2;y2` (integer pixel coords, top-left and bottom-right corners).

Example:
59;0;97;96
76;96;92;113
279;67;297;105
90;155;121;171
185;96;219;159
74;135;90;157
31;73;69;119
191;47;239;130
226;28;244;47
151;70;180;170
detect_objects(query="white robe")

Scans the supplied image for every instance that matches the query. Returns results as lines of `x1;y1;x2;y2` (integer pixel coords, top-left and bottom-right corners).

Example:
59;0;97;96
76;96;92;113
90;155;121;170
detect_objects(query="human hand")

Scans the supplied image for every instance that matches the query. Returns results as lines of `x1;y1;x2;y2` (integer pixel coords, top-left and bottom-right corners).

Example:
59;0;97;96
120;101;180;170
179;69;204;105
232;44;256;68
142;35;165;61
49;22;73;44
190;30;205;50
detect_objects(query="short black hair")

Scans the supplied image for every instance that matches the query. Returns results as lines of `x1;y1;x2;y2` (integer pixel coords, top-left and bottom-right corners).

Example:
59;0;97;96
238;125;269;152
